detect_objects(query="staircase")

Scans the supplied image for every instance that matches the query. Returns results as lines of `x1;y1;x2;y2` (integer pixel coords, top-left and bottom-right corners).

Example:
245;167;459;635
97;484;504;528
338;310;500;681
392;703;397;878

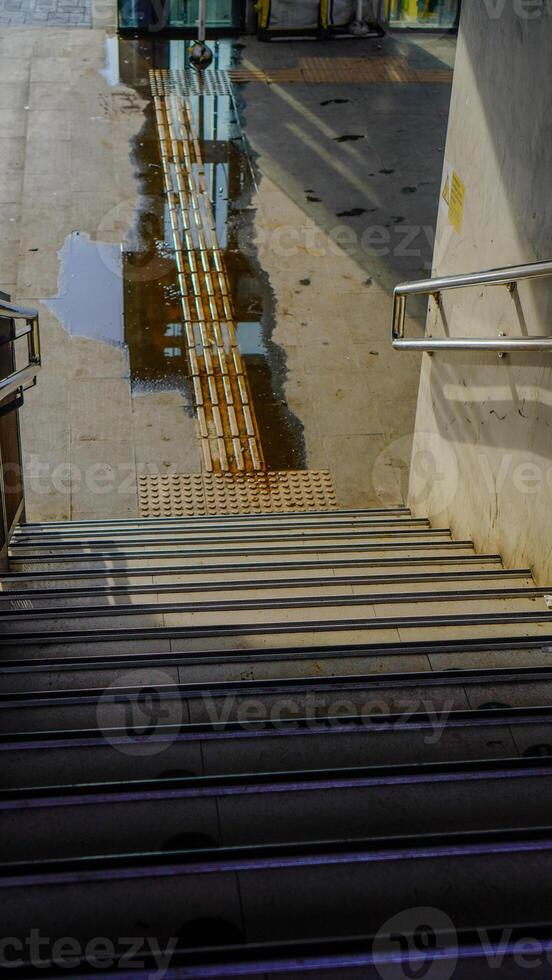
3;506;552;976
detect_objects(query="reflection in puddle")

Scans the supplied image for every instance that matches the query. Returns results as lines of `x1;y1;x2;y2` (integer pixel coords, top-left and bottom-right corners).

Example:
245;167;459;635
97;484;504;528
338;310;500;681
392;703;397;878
118;37;305;468
100;35;120;87
237;322;304;470
44;231;124;347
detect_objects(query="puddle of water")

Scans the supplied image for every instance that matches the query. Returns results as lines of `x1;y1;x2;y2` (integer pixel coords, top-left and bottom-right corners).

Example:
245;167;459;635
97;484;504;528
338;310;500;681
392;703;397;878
44;231;125;347
117;36;306;469
236;322;304;470
100;35;120;87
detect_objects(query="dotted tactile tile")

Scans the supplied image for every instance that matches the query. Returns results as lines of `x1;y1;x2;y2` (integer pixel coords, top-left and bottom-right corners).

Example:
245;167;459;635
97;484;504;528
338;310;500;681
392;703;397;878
138;471;339;517
158;69;233;97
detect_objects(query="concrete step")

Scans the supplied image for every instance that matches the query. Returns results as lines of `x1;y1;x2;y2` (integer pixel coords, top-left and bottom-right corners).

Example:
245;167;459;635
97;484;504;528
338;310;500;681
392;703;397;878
11;515;430;548
6;542;481;575
2;757;552;862
1;606;552;663
7;529;458;563
0;570;533;610
0;583;546;629
15;507;411;534
0;700;539;789
0;555;509;591
3;639;552;692
5;663;552;733
4;637;552;689
5;931;538;978
2;827;552;951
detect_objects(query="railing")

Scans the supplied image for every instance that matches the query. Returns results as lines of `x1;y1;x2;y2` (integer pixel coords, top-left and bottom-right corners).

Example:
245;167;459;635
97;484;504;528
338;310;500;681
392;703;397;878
0;299;41;403
0;298;40;567
392;259;552;352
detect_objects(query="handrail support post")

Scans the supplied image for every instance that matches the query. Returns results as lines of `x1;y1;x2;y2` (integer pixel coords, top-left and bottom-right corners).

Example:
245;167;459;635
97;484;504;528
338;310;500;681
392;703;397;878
392;259;552;354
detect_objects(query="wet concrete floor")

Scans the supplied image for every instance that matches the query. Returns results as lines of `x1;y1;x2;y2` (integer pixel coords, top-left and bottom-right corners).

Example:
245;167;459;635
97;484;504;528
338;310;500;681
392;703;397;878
7;27;454;518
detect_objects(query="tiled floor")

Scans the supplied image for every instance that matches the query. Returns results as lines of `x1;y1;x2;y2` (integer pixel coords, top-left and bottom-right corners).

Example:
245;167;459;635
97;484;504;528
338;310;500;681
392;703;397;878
0;0;91;27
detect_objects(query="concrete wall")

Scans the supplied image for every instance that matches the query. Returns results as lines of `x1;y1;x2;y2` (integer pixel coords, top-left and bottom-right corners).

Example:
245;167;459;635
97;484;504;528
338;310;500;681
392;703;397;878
410;0;552;582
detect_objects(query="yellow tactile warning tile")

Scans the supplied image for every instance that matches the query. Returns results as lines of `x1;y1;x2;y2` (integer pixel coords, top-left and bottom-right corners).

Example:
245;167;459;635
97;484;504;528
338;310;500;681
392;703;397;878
227;59;453;85
138;471;339;517
413;68;454;84
299;56;418;83
228;67;304;84
150;69;264;474
159;68;233;96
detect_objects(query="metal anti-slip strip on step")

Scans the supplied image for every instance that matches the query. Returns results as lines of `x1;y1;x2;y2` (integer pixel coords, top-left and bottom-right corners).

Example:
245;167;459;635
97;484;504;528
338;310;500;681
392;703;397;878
3;755;552;808
2;609;552;645
2;635;550;675
2;826;552;887
5;661;552;707
0;585;548;623
17;507;411;531
0;567;530;603
11;516;428;544
15;928;551;979
0;552;505;583
5;928;552;979
5;702;552;751
8;660;552;709
8;531;458;560
9;525;442;551
6;539;476;564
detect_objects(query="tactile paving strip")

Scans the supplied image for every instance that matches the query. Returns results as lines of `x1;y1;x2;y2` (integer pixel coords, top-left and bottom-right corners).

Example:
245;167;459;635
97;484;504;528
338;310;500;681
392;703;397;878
228;67;304;84
138;471;338;516
228;59;453;85
300;56;418;83
150;69;264;474
413;68;454;84
158;68;233;96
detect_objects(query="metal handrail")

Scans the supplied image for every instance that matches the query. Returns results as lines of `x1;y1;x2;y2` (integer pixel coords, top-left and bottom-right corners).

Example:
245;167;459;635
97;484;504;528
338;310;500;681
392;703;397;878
392;259;552;352
0;301;40;403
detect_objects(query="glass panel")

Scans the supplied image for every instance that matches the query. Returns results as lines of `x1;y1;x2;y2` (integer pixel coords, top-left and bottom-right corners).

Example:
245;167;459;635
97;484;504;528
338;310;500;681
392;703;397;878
119;0;243;32
387;0;461;29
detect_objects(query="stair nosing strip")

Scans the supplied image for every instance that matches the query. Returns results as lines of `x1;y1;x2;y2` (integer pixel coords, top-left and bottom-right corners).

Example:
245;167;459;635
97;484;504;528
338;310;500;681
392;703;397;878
7;539;477;564
4;702;552;749
1;609;552;645
0;585;547;623
4;660;552;706
0;567;530;602
1;635;550;673
3;755;552;808
1;826;552;886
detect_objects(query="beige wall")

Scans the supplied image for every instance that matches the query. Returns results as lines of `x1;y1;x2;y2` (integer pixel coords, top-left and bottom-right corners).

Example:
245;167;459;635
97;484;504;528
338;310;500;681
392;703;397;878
410;0;552;582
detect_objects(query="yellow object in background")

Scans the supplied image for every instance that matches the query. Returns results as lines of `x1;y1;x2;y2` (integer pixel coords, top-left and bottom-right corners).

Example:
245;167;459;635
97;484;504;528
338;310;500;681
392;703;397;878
255;0;270;29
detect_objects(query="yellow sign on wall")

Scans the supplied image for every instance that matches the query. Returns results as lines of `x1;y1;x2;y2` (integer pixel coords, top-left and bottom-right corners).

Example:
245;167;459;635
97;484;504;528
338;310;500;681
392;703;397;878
448;170;465;234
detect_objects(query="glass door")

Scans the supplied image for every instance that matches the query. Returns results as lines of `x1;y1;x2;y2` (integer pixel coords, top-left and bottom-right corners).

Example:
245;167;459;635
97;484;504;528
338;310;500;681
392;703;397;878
119;0;244;33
